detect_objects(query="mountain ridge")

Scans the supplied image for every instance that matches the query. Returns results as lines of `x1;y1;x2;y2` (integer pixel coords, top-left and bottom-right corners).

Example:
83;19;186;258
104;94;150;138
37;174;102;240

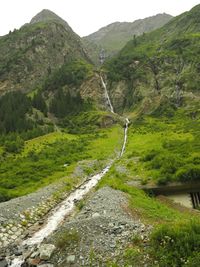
83;13;173;63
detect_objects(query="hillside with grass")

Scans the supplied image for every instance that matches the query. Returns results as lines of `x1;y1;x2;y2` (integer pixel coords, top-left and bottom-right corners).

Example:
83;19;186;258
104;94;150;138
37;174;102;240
102;4;200;186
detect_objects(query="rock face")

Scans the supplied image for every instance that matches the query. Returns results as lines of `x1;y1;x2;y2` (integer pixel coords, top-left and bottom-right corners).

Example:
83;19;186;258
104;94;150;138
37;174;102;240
30;9;72;32
80;73;106;109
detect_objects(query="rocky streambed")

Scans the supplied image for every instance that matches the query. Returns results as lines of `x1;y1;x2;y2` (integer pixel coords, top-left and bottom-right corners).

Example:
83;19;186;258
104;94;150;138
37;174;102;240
3;186;151;267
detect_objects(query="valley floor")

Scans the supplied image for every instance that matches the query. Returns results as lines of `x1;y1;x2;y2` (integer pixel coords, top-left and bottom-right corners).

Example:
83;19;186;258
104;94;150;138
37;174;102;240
0;110;199;266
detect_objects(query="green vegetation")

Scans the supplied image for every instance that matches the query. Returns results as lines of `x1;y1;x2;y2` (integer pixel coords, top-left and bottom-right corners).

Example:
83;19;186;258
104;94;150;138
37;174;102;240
0;91;32;133
98;168;189;223
43;59;93;90
84;13;172;63
150;220;200;266
32;90;47;114
55;229;80;250
0;124;123;202
122;110;200;185
103;5;200;113
49;88;86;118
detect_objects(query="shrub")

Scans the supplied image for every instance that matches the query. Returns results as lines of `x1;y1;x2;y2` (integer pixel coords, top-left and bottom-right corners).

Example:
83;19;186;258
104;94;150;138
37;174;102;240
176;164;200;182
142;149;158;162
150;220;200;266
55;229;80;250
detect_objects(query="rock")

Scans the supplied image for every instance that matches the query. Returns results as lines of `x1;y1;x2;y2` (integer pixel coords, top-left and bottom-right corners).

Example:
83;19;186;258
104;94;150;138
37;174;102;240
0;259;8;267
92;212;100;218
39;244;55;260
66;255;76;263
14;247;23;256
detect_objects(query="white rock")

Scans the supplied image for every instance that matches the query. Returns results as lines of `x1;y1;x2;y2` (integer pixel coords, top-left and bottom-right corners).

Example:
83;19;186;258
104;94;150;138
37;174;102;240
39;244;56;260
67;255;75;263
92;212;100;218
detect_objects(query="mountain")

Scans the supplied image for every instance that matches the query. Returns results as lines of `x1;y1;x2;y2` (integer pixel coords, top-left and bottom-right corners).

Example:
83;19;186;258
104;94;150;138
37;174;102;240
0;6;200;267
83;13;173;63
0;9;91;95
30;9;73;33
104;4;200;113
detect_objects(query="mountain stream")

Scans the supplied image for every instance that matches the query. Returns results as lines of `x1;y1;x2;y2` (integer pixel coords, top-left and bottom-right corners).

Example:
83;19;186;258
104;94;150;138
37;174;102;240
9;76;129;267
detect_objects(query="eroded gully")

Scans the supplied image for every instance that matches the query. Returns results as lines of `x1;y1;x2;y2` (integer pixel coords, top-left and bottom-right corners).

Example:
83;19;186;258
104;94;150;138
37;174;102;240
8;75;129;267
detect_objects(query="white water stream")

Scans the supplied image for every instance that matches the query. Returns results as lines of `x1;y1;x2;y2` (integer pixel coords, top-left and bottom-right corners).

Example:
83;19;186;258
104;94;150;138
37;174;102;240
9;76;129;267
100;76;114;113
120;118;130;157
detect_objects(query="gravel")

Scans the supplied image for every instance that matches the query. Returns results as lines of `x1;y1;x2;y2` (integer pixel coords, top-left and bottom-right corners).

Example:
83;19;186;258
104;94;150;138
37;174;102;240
47;186;152;266
0;183;60;222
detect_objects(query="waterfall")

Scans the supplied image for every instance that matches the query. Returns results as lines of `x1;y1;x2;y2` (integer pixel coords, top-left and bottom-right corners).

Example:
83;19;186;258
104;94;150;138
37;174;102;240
120;118;130;157
100;76;114;113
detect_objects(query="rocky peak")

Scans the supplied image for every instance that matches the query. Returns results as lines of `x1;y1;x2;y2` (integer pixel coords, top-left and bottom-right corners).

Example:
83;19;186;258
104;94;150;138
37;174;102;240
30;9;72;32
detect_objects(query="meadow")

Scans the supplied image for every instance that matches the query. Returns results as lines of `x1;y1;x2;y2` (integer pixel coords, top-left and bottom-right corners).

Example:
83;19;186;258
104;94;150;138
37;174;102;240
0;124;123;201
115;109;200;185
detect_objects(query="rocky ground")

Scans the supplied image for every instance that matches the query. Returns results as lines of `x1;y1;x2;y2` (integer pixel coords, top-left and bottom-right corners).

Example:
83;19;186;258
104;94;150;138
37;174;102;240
0;182;63;249
0;160;105;250
43;186;152;267
0;184;152;267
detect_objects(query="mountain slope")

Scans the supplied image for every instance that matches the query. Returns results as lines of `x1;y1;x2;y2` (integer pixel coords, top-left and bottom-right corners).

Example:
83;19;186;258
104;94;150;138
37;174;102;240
102;4;200;186
104;4;200;112
83;13;172;63
0;10;90;94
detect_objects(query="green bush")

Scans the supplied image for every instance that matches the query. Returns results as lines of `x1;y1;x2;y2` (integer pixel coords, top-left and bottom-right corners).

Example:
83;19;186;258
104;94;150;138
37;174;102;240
150;220;200;266
176;164;200;182
142;149;158;162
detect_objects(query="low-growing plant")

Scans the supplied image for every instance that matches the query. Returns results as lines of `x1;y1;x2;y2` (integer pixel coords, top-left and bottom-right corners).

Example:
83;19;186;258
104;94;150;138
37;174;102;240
55;229;80;250
77;199;85;210
150;220;200;267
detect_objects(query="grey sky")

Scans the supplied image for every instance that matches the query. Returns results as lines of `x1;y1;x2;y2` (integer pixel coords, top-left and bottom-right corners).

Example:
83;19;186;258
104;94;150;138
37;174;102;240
0;0;200;37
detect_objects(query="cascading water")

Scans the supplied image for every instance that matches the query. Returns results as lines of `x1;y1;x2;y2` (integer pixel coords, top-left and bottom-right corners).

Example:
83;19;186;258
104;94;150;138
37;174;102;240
100;76;114;113
120;118;130;157
100;75;129;156
8;76;129;267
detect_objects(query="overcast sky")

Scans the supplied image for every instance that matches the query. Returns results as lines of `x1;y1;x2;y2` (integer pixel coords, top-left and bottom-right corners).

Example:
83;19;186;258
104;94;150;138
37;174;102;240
0;0;200;37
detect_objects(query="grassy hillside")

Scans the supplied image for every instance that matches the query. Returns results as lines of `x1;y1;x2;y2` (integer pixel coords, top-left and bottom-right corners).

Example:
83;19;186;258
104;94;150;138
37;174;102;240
0;121;123;201
102;4;200;186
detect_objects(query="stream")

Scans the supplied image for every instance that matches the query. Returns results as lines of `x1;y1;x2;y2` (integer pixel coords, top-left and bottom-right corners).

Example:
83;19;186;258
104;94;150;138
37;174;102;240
9;76;129;267
100;76;114;113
